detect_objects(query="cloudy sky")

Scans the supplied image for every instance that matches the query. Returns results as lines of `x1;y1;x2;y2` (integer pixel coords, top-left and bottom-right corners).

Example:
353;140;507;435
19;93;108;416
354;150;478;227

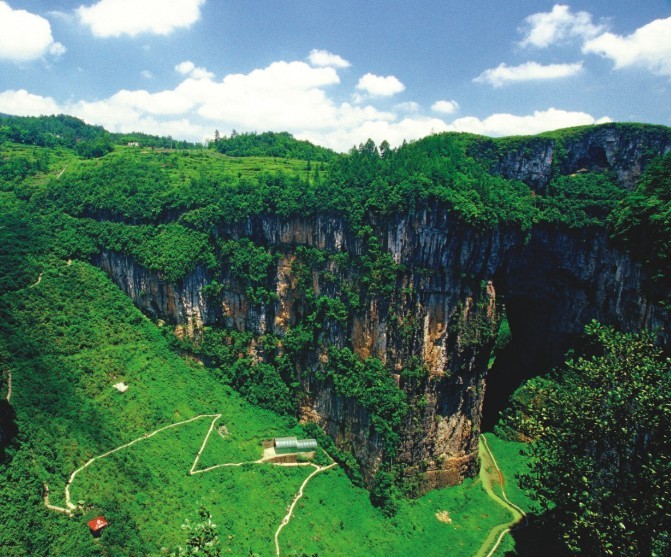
1;0;670;151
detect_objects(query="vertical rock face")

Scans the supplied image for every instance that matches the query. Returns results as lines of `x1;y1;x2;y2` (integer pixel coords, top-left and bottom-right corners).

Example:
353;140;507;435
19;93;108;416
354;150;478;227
502;225;669;365
94;126;670;493
94;252;214;337
96;210;668;492
95;209;512;490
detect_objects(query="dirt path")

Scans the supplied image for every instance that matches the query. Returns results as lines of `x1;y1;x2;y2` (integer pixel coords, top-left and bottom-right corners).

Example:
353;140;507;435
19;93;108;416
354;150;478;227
41;408;336;555
42;483;71;515
63;414;220;510
11;266;335;548
473;435;527;557
274;462;338;556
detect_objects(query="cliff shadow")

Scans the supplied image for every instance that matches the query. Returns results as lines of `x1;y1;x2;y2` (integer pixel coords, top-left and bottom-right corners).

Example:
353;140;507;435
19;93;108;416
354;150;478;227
0;399;18;463
503;513;569;556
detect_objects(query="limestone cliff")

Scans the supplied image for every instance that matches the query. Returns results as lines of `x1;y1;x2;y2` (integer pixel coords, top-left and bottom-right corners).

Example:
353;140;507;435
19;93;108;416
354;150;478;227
481;123;671;191
94;124;671;494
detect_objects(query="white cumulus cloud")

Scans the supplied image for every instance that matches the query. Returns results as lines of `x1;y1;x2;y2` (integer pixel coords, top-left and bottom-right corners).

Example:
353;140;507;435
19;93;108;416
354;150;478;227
0;89;61;115
394;101;420;113
0;1;65;62
519;4;604;48
474;61;584;87
0;52;616;152
191;60;344;131
449;108;611;137
175;60;214;80
175;61;195;75
308;49;350;68
583;17;671;77
431;100;459;114
356;73;405;97
77;0;206;38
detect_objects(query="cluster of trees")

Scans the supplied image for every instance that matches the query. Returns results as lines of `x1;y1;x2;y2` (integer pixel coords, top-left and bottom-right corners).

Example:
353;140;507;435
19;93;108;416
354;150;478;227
499;323;670;556
0;193;46;295
210;130;336;162
0;114;113;159
115;132;197;150
0;149;50;185
0;114;199;151
0;114;109;148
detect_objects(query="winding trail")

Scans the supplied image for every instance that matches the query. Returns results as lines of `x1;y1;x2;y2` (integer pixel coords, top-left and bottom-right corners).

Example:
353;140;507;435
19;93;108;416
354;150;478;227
63;414;219;511
9;273;336;553
42;484;71;514
30;273;43;288
274;462;338;556
473;435;527;557
40;408;336;555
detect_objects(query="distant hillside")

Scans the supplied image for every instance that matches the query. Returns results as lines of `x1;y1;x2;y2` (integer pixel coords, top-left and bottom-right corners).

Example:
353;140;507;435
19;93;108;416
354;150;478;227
0;114;109;148
0;113;199;152
211;130;337;161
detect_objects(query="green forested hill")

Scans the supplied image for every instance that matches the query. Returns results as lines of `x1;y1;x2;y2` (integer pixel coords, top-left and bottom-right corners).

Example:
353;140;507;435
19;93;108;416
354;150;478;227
212;130;337;161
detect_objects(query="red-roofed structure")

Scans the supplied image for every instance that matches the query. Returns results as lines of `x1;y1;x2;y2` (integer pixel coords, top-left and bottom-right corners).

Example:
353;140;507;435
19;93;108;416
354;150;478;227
87;516;108;536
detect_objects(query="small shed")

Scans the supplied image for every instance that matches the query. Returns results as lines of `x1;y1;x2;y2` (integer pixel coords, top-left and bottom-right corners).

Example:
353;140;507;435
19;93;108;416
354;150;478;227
274;437;298;452
87;516;108;536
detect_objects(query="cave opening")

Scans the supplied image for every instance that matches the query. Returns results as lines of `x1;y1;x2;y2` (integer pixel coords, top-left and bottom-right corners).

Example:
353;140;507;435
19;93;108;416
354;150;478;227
481;293;579;432
574;145;609;172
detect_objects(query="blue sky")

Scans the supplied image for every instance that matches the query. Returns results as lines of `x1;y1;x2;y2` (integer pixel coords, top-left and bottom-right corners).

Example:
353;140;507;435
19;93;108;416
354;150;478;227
0;0;670;150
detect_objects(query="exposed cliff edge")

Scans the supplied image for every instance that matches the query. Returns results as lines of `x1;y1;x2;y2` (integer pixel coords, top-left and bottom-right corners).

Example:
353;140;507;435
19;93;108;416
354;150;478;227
93;124;671;495
480;123;671;191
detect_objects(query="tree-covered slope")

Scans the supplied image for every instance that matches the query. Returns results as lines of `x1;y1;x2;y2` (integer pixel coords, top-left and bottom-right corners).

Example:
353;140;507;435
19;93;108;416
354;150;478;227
211;130;337;161
0;218;533;557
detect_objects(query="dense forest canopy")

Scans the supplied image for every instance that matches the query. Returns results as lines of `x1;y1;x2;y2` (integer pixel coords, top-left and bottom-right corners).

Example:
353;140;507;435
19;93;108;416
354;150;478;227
500;323;671;556
0;113;198;152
